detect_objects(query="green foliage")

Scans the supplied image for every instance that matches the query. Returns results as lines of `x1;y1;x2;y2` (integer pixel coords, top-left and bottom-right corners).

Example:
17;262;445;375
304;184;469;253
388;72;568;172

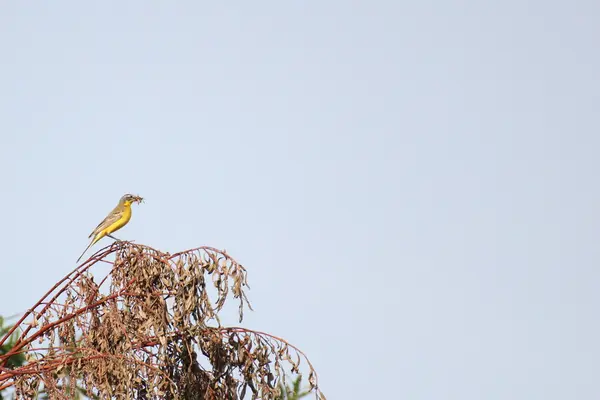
276;376;312;400
0;317;25;370
0;316;25;399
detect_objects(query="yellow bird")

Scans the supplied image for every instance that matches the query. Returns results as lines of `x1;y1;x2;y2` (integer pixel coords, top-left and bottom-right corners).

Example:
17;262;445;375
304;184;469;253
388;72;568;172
77;194;144;263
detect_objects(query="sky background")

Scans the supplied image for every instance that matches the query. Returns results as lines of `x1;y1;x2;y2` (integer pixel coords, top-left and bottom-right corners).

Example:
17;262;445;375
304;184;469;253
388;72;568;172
1;1;599;399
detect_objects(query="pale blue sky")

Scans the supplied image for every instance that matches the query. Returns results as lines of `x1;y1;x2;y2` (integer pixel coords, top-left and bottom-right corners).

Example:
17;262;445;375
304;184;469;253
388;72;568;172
1;2;599;399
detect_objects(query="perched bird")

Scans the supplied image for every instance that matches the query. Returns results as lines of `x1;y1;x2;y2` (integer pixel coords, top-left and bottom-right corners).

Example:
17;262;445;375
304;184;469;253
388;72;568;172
76;194;144;263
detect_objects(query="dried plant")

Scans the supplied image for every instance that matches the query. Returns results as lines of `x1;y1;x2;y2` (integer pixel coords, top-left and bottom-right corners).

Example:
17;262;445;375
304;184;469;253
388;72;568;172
0;242;324;399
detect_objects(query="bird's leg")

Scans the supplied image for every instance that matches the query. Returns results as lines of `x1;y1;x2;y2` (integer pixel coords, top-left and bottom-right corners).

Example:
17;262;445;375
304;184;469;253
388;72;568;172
107;234;122;241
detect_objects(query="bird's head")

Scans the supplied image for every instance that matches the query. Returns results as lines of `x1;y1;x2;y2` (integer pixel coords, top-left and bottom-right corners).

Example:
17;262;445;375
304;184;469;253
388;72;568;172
120;194;144;206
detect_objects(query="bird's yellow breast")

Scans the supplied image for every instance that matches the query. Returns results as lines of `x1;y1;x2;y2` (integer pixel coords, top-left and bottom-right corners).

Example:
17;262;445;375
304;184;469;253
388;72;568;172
102;204;132;235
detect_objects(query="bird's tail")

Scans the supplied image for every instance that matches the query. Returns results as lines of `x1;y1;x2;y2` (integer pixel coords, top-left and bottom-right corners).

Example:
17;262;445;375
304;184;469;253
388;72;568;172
76;239;95;263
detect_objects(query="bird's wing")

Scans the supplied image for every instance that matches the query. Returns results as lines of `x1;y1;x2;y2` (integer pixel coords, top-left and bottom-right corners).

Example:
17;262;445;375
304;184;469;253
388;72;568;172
88;206;123;238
